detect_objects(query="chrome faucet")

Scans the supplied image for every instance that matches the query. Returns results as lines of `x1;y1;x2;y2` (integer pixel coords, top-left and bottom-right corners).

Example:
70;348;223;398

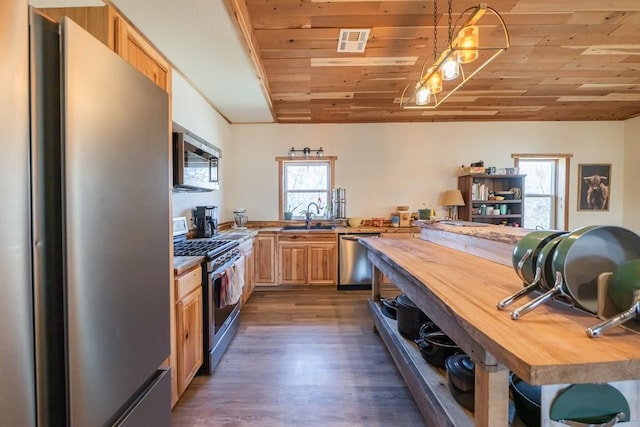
305;202;320;228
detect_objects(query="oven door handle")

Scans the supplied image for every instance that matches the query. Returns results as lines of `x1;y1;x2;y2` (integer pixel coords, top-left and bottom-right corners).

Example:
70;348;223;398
211;254;241;278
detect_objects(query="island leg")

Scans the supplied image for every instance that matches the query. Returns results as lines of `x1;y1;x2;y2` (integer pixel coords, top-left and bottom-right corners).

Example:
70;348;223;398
372;264;383;302
474;363;509;427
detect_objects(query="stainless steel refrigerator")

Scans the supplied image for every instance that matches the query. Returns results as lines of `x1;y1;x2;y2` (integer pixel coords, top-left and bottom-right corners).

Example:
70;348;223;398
1;2;171;425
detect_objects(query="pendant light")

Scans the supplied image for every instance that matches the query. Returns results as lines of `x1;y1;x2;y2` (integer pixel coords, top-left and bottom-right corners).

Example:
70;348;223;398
426;67;443;94
416;84;430;105
399;3;510;110
441;0;460;81
425;0;442;94
457;25;479;64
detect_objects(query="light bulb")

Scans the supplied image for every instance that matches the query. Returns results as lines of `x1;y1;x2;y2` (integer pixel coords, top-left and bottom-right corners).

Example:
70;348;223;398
416;86;430;105
441;56;460;80
457;25;479;64
426;68;442;94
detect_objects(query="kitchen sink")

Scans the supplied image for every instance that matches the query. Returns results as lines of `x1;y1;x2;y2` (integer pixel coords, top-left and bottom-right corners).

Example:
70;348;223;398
281;224;336;231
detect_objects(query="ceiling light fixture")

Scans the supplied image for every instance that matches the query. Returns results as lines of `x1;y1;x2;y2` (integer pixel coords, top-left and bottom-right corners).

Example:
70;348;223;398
288;147;324;158
400;2;509;110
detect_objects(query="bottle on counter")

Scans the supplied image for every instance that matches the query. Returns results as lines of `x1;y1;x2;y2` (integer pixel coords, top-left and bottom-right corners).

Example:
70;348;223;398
390;213;400;228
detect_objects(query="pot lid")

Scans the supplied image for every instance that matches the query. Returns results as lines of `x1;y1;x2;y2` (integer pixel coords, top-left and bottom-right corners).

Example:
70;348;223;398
549;384;630;423
446;354;474;382
395;294;417;309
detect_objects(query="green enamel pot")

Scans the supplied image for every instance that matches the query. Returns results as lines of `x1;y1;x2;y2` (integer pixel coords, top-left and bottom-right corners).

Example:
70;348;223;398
512;226;640;320
609;259;640;311
536;234;568;290
512;230;565;285
552;225;640;313
499;231;566;310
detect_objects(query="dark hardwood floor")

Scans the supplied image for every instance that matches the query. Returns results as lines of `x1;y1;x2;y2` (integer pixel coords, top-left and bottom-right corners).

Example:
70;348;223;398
172;286;426;427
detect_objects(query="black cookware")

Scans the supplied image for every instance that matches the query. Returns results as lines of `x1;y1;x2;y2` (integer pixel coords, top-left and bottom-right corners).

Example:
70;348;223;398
445;354;475;412
415;330;461;368
379;297;399;320
395;294;429;340
509;373;541;427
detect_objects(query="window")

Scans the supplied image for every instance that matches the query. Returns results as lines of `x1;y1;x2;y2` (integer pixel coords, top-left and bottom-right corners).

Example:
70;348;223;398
519;159;557;229
278;157;336;219
513;154;572;231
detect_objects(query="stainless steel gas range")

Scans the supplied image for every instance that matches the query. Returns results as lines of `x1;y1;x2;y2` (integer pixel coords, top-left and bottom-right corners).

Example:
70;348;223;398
173;217;242;374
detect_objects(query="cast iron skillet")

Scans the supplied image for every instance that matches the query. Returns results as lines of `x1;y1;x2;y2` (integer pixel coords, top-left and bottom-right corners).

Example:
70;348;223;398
512;226;640;319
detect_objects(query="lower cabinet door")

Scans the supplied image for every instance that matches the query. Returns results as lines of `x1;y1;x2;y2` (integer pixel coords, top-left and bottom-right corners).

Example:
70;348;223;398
176;286;203;396
308;243;337;284
279;244;307;284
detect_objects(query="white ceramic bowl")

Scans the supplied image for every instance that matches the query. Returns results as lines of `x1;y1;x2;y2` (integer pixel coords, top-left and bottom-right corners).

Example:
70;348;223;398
347;217;363;227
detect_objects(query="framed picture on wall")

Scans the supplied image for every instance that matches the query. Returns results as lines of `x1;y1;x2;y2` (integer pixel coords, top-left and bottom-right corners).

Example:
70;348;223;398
578;163;611;211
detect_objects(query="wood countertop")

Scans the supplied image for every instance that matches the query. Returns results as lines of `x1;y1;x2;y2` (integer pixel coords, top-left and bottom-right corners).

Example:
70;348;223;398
415;220;530;245
360;237;640;386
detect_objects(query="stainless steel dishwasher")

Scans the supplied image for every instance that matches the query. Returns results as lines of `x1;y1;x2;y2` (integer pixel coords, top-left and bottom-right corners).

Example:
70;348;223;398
338;233;380;290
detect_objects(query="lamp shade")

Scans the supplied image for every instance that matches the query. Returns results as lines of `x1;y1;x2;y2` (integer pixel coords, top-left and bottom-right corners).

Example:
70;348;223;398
440;189;465;207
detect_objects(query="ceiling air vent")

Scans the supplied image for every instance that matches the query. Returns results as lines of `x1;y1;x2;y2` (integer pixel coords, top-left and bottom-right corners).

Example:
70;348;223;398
337;29;370;53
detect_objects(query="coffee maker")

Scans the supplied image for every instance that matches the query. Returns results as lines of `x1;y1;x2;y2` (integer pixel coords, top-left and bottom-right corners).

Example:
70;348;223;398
193;205;218;238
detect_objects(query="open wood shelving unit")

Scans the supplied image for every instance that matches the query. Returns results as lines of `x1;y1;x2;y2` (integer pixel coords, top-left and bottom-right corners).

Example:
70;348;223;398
458;174;526;226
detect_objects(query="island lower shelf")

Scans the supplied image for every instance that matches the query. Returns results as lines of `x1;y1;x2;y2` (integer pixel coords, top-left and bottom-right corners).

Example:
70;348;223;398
368;299;473;427
361;236;640;427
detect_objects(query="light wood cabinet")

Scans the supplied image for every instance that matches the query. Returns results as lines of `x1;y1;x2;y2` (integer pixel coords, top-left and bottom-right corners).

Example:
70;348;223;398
174;265;203;398
278;233;337;285
240;238;256;306
255;233;278;286
308;243;337;284
113;14;171;91
279;243;307;284
38;5;171;93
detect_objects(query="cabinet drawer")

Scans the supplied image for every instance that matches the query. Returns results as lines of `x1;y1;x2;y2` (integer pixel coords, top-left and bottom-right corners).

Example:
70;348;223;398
175;265;201;300
278;233;337;243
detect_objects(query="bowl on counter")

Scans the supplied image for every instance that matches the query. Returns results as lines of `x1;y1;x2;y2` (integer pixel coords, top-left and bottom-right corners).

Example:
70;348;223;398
347;217;364;227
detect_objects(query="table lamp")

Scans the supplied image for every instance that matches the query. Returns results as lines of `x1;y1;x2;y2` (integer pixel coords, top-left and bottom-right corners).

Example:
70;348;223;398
440;189;465;220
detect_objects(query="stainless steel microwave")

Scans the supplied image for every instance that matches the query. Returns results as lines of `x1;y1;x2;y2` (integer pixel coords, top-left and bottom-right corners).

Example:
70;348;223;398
172;131;220;192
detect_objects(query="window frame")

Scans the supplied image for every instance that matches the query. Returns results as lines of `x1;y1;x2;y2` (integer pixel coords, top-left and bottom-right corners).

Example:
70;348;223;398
513;153;573;230
277;156;337;220
519;159;557;229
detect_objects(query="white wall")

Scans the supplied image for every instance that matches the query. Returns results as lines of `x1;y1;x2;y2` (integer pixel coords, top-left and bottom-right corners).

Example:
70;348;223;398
171;71;231;223
624;116;640;233
227;121;627;230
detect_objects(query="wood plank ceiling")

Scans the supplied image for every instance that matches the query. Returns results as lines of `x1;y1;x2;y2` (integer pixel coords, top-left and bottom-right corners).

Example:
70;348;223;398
226;0;640;123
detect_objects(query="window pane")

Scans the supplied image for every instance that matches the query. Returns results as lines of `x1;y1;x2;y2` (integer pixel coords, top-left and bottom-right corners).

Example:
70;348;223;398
286;164;328;190
286;192;329;218
520;161;553;194
283;160;332;219
524;197;552;230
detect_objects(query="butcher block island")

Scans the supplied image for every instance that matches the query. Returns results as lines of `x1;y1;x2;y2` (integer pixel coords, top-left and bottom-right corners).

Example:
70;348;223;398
360;234;640;427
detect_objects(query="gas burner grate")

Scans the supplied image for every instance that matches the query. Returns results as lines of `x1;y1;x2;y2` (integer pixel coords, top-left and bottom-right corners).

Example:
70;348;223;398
173;239;236;259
